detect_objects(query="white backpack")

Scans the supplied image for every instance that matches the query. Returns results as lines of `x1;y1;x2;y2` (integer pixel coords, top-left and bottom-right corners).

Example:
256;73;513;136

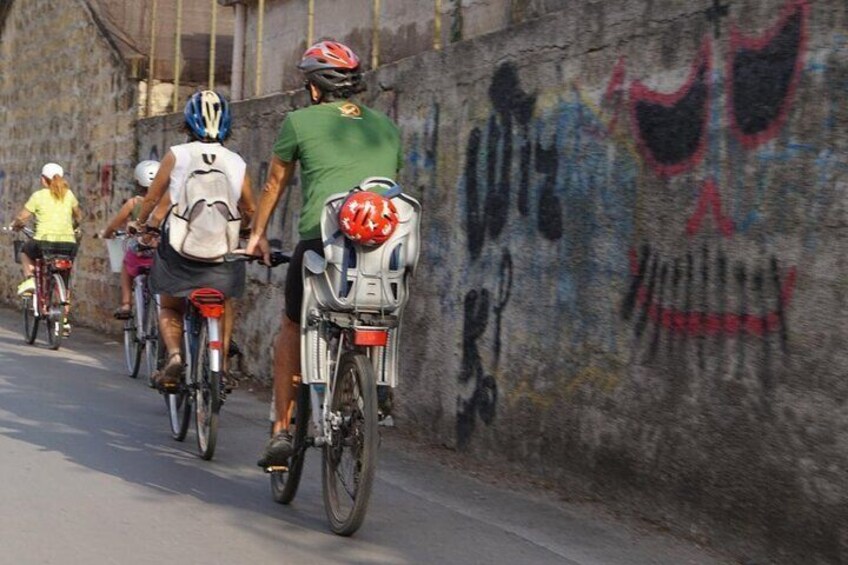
167;162;241;262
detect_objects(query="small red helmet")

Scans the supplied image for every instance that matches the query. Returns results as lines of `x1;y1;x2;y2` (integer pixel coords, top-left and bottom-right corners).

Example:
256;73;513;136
339;191;399;247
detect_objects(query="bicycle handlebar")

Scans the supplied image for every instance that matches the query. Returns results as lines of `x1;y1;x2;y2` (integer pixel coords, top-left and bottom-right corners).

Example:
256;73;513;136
225;250;290;267
2;226;35;238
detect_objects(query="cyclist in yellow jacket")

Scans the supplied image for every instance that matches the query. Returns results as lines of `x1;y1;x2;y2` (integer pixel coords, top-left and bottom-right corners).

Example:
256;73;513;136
11;163;82;334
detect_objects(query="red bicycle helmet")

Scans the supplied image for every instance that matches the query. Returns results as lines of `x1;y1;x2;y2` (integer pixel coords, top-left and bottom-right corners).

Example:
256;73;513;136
339;191;399;247
299;40;363;93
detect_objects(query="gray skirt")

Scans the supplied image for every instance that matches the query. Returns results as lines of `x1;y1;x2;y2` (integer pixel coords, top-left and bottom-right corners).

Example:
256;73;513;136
149;230;245;298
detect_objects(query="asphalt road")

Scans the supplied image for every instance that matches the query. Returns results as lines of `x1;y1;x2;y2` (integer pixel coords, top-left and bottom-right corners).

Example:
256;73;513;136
0;307;728;565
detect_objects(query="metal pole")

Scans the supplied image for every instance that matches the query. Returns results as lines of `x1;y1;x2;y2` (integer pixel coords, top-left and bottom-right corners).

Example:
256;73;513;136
371;0;380;69
209;0;218;89
434;0;442;50
231;2;246;100
307;0;314;46
173;0;183;111
255;0;265;96
146;0;158;117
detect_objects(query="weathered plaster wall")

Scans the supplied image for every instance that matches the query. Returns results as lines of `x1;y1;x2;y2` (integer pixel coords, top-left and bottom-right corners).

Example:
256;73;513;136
139;0;846;562
0;0;137;330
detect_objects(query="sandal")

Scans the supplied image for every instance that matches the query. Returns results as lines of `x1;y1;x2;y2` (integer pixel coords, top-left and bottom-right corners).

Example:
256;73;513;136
153;353;183;390
113;305;132;320
221;371;240;393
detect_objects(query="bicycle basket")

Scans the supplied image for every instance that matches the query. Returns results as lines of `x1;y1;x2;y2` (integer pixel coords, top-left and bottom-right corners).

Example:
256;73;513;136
105;237;127;273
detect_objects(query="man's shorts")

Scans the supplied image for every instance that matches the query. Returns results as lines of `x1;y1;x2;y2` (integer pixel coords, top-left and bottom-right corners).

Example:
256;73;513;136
21;239;78;260
285;239;324;324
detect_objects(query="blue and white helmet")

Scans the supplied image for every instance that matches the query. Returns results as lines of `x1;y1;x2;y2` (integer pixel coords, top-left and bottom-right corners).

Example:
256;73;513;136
184;90;231;141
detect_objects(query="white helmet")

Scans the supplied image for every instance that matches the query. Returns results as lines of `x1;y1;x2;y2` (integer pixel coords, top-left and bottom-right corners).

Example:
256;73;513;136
41;162;64;179
134;160;160;188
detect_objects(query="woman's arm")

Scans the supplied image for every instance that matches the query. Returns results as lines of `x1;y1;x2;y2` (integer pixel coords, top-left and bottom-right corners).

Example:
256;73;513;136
137;151;175;225
11;208;32;229
149;194;172;228
238;174;256;228
100;198;135;238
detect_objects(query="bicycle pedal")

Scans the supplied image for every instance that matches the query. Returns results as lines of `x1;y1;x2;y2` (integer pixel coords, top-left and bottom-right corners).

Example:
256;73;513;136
264;465;288;473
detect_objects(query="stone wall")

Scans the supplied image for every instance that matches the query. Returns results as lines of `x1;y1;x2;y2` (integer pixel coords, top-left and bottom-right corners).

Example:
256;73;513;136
8;0;847;561
143;1;848;561
0;0;137;329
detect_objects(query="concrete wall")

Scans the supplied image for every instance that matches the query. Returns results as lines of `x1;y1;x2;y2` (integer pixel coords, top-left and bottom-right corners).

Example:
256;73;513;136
141;1;848;562
237;0;576;98
0;0;137;328
1;0;842;561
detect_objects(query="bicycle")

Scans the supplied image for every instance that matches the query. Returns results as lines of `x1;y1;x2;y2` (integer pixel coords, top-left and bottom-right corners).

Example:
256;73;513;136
5;227;76;350
264;178;421;536
162;249;290;460
98;231;160;381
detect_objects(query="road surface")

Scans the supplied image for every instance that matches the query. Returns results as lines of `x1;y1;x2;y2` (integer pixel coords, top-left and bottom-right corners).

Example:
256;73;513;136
0;307;727;564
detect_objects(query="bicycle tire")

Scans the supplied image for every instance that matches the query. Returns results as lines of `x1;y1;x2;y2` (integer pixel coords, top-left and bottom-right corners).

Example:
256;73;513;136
45;274;65;351
194;321;220;460
143;295;160;385
165;386;191;441
123;306;143;379
322;352;378;536
22;296;38;344
271;382;310;504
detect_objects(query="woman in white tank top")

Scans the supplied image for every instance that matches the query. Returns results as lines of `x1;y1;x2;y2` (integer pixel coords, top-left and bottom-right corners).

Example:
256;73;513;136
134;91;256;390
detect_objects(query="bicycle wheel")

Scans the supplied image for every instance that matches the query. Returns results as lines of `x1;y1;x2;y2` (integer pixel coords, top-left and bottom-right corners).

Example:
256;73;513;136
322;352;378;536
123;304;143;379
194;321;220;460
271;382;311;504
165;386;191;441
143;295;160;383
22;296;38;344
45;274;66;351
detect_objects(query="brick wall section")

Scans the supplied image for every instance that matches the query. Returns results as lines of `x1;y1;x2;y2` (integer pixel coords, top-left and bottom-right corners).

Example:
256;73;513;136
0;0;138;331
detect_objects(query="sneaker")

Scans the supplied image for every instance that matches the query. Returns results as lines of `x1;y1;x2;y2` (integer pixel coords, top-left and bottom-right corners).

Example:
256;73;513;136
16;278;35;296
257;431;293;468
62;319;71;337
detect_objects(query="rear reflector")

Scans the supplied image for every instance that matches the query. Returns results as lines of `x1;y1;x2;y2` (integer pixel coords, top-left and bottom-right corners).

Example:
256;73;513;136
353;329;388;346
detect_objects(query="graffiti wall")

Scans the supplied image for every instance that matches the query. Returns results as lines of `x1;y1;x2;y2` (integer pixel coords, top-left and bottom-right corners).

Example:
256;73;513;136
389;1;847;561
133;1;846;561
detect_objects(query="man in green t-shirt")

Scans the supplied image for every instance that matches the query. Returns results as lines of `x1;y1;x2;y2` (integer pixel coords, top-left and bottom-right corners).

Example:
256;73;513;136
248;40;403;467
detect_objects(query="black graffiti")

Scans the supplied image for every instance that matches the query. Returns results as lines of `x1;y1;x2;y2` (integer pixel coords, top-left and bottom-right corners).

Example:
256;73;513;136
456;289;498;449
705;0;730;38
622;244;791;357
456;250;512;449
464;62;541;260
535;139;563;241
632;56;710;170
730;3;804;140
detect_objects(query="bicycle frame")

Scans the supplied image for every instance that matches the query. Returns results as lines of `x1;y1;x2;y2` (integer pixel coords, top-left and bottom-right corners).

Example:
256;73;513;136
31;254;72;318
301;315;393;447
